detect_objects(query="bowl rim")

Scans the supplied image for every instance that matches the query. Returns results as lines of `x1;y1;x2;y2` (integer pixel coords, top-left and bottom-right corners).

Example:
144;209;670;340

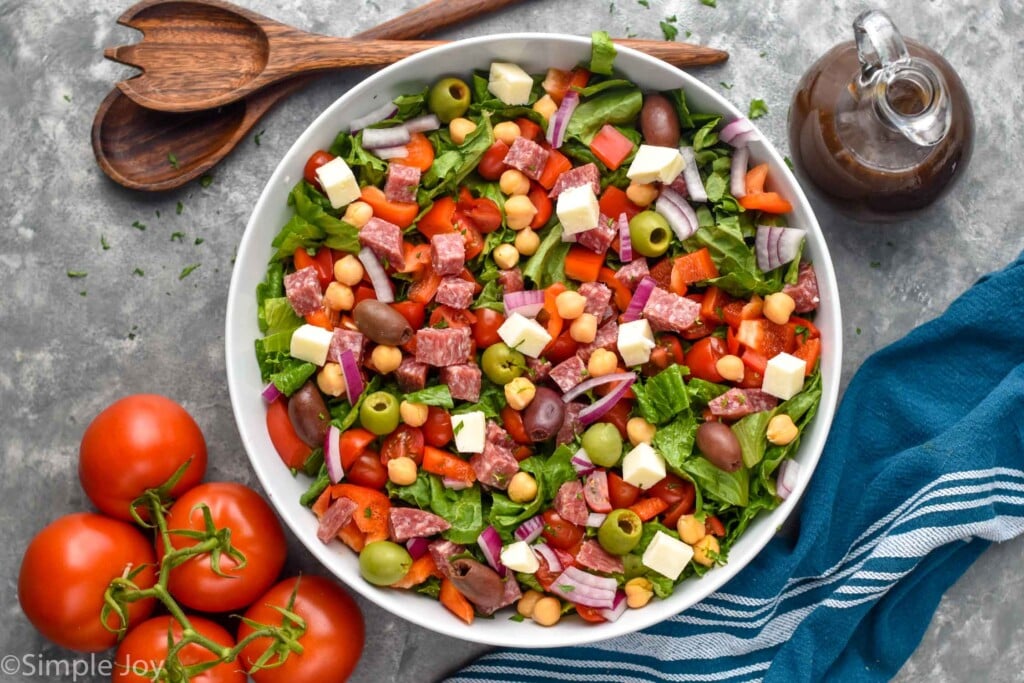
226;31;843;647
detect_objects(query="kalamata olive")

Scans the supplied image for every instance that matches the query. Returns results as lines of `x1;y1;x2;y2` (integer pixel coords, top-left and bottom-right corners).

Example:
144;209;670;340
695;421;743;472
640;93;681;148
353;300;413;346
287;381;331;448
449;558;504;608
522;387;566;442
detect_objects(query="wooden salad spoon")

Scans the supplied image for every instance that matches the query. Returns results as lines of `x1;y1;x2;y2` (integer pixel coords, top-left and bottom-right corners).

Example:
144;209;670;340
105;0;729;113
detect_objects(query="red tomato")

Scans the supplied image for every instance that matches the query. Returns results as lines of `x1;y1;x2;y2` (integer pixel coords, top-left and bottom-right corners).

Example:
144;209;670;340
528;184;553;228
78;394;207;521
598;397;632;440
294;246;334;290
303;150;334;187
477;140;510;180
501;406;532;445
685;336;727;383
18;513;157;652
472;308;506;347
575;605;608;623
607;471;641;509
659;334;685;365
348;449;388;489
354;285;377;306
162;483;287;613
114;615;245;683
649;474;696;526
391;301;426;330
339;428;376;470
458;194;503;233
706;515;727;537
381;425;425;465
266;398;313;468
423;407;454;447
238;576;364;683
540;509;584;551
544;330;579;365
461;223;485;260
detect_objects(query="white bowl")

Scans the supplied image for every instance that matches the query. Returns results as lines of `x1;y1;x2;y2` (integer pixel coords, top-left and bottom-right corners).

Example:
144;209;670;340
226;33;842;648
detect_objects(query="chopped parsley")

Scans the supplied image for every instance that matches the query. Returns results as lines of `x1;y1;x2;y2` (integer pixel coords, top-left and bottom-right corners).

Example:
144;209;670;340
101;235;110;250
132;220;146;231
637;0;650;6
254;129;265;146
660;20;678;41
452;420;465;436
748;98;769;119
78;291;86;297
559;584;575;593
133;268;145;276
700;0;716;6
167;152;179;169
720;82;733;90
178;263;201;280
784;156;795;170
63;94;71;102
194;237;205;245
66;270;87;278
870;260;881;268
176;201;184;215
856;327;862;335
364;507;373;519
199;174;214;188
171;231;185;242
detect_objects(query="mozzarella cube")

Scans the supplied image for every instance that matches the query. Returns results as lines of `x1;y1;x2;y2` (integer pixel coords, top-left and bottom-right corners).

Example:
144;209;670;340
488;62;534;105
497;312;552;358
452;411;486;453
622;442;666;490
642;530;695;580
556;184;601;235
315;157;361;209
500;541;540;574
617;319;656;367
289;324;334;366
626;145;685;185
762;352;807;400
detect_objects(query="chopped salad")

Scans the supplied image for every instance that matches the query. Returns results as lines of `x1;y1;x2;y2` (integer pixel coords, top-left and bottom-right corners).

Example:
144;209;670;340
253;33;823;626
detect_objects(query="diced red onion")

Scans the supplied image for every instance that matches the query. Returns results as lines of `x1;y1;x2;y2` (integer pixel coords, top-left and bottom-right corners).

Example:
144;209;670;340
755;226;806;272
533;543;563;573
503;290;545;318
730;146;750;199
514;515;545;544
261;382;282;403
679;147;707;203
552;566;616;608
349;102;398;132
546;90;580;149
477;526;507;578
403;113;442;134
338;350;364;406
406;537;430;560
586;512;607;528
655;187;699;242
357;247;394;303
374;145;409;160
597;590;628;622
719;117;760;148
562;371;637;403
622;276;657;323
361;125;411;150
777;459;800;500
324;424;344;484
578;375;637;426
730;130;760;148
617;212;632;263
443;477;472;490
571;448;596;475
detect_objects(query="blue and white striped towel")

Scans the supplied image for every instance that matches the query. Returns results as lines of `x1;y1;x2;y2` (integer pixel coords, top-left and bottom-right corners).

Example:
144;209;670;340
451;251;1024;682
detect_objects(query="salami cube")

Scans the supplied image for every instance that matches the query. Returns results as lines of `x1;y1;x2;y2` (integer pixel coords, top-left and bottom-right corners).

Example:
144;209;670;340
430;233;466;277
415;327;473;367
395;356;429;392
327;329;367;364
525;356;552;382
708;387;779;420
549;355;587;393
383;163;421;204
316;497;357;544
642;287;701;333
440;364;482;402
389;507;451;542
502;137;550;180
359;217;406;270
615;259;650;291
435;277;475;310
428;539;466;580
556;402;584;446
549;163;600;199
783;263;821;313
486;421;516;452
284;266;323;316
576;215;617;255
470;442;519;490
668;174;688;197
498;267;524;293
478;575;523;616
576;538;624;574
553;480;588;526
577;320;618;362
578;282;613;317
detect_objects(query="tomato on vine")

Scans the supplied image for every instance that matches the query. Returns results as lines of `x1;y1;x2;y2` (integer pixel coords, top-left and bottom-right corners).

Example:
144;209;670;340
114;615;246;683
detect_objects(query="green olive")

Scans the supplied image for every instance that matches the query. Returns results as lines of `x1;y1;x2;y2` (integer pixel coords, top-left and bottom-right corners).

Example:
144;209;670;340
480;342;525;385
359;540;412;586
629;210;672;257
581;423;623;467
359;391;400;436
598;509;644;556
428;77;471;124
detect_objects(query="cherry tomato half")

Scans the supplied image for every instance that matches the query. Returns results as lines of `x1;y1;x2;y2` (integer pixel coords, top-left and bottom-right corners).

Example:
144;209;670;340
477;140;510;180
423;407;454;447
607;471;641;509
303;150;335;187
348;449;388;489
391;301;426;331
649;474;696;527
472;308;506;348
540;509;584;551
501;406;532;445
685;336;727;383
381;425;425;466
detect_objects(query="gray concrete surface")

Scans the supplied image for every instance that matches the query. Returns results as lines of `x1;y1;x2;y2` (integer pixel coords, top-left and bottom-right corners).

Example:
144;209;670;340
1;0;1022;681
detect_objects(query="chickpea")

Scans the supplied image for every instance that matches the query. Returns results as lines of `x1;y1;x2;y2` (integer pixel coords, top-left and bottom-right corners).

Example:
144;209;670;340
763;291;796;325
400;400;429;427
587;348;619;377
767;414;799;446
342;201;373;228
692;534;721;567
387;456;418;486
569;313;598;343
499;169;531;196
492;243;520;270
504;377;536;411
333;254;365;287
504;195;538;230
676;514;706;545
515;227;541;256
555;290;587;320
317;363;346;397
493;121;522;146
626;181;659;207
532;94;558;122
625;577;654;609
324;282;354;311
507;472;538;503
448;117;477;145
517;589;544;618
715;354;745;383
627;417;656;446
371;345;403;374
531;596;562;626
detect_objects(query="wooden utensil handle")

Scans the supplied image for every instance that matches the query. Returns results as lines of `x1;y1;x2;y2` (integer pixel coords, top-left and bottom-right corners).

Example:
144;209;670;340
614;39;728;67
357;0;525;40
